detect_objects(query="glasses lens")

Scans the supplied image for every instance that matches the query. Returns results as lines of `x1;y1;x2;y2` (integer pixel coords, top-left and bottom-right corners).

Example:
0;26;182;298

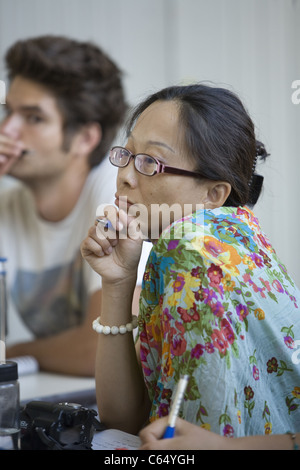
110;147;131;167
135;154;157;176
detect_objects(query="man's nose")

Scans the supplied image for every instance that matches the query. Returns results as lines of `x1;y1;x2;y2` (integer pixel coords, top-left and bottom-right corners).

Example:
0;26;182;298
1;114;23;140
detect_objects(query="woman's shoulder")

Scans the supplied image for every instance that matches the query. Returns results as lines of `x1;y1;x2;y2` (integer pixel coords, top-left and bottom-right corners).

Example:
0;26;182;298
154;205;260;251
150;205;277;278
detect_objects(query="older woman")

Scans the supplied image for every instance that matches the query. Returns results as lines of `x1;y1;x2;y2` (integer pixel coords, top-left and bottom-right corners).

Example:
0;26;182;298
81;84;300;439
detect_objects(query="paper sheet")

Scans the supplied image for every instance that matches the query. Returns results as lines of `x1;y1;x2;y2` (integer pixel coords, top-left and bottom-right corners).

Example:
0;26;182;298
92;429;141;450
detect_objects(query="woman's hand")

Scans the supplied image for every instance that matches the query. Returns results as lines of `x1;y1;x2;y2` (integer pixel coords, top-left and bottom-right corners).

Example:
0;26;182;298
81;207;144;285
139;417;226;450
139;416;300;450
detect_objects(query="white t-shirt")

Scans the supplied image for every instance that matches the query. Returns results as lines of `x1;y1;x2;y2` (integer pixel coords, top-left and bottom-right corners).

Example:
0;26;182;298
0;158;151;344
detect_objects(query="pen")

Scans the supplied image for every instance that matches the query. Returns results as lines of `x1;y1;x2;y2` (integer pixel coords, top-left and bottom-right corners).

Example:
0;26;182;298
96;217;113;231
163;375;189;439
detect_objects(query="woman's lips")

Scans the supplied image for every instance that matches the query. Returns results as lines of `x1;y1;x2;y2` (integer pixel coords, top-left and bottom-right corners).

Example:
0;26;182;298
115;195;134;210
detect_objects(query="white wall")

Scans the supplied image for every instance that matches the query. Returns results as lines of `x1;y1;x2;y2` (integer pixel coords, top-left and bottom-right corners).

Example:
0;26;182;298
0;0;299;284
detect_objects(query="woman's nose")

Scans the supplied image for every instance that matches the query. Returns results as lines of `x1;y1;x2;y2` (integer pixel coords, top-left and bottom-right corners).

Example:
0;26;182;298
118;159;138;187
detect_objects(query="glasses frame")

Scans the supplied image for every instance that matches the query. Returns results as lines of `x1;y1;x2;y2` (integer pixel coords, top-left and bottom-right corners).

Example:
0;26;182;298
109;146;201;178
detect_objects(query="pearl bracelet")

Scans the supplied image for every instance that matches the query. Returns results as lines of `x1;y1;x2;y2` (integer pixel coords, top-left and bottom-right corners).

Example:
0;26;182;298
92;315;138;335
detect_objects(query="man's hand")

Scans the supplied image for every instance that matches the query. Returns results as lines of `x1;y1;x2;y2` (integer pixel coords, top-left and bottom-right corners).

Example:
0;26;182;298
0;133;24;176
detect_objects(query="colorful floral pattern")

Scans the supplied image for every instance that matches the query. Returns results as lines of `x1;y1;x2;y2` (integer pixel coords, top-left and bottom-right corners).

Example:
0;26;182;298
139;206;300;437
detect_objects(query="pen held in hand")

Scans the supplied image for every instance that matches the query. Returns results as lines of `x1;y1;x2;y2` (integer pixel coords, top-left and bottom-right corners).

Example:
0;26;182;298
96;216;126;236
163;374;189;439
96;217;113;231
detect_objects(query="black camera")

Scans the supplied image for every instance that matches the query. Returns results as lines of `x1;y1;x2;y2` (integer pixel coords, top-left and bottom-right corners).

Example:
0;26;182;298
20;401;104;450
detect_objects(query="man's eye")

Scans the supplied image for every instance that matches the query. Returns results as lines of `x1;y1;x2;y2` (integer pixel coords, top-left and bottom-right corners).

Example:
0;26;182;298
3;107;12;117
27;115;43;124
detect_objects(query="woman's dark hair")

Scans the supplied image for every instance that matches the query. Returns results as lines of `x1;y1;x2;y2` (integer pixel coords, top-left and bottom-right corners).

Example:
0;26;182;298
5;35;127;168
127;84;269;207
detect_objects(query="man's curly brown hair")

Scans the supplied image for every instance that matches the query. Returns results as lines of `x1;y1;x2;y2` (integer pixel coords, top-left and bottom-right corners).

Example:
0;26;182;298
5;35;127;167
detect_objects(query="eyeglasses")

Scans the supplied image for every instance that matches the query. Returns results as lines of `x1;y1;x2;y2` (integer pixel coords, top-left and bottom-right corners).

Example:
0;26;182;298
109;146;201;178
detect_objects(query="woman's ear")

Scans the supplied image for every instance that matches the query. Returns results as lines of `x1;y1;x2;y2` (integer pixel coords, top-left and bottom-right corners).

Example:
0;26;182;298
71;122;102;157
204;181;231;209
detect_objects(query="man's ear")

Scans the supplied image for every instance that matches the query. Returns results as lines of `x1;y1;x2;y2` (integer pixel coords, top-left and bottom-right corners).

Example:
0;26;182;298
204;181;232;209
71;122;102;156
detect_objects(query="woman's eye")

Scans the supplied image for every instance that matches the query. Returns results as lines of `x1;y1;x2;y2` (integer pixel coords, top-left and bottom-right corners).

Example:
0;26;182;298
143;155;158;167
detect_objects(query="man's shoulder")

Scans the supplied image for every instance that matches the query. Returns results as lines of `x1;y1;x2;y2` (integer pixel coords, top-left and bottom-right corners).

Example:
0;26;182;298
83;158;117;204
0;180;31;208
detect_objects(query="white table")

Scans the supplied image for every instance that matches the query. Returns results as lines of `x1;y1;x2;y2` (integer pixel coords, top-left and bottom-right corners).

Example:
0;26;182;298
19;372;96;406
18;372;141;450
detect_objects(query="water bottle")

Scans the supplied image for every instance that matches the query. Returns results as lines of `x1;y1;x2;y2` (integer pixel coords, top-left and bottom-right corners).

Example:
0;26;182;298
0;361;20;450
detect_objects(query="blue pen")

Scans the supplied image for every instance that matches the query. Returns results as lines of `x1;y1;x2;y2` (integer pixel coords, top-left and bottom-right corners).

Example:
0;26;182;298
163;375;189;439
96;216;152;242
96;217;114;231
